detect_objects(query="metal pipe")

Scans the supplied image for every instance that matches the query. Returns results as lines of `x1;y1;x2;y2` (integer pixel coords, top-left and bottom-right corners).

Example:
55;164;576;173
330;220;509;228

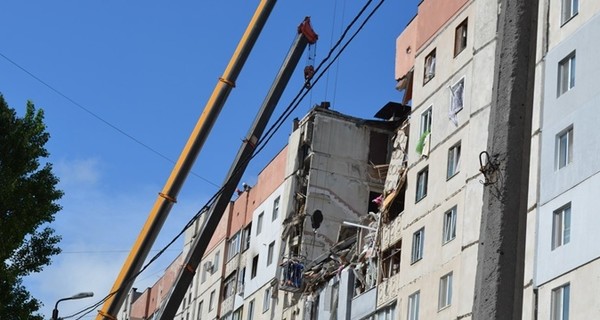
96;1;276;318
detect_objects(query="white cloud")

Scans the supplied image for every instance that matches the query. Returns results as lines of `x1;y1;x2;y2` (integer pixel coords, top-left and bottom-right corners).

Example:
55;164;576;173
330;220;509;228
24;156;211;318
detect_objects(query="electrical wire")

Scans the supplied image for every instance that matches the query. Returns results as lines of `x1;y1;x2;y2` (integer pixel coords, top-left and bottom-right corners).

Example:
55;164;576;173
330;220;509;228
66;0;386;317
0;52;220;189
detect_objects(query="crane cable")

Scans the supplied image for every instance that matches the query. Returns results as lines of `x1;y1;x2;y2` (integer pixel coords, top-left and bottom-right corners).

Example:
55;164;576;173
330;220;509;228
67;1;386;318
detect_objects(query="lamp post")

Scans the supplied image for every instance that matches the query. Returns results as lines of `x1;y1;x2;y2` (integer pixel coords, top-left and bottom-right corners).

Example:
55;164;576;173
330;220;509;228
52;292;94;320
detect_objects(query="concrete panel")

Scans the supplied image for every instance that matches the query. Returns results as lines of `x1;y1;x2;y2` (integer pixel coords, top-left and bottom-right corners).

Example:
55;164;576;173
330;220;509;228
350;287;377;320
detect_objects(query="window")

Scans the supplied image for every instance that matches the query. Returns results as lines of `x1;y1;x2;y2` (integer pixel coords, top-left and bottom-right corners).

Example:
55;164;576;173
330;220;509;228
381;240;402;279
213;251;220;274
251;254;259;278
558;52;575;96
247;299;254;320
257;212;264;235
223;273;236;299
267;241;275;266
447;143;461;179
237;267;246;294
375;304;396;320
420;107;432;136
233;307;243;320
551;283;570;320
272;197;280;221
423;49;436;84
197;301;203;320
552;203;571;250
263;288;271;312
411;228;425;263
556;127;573;169
438;272;453;309
416;167;428;202
242;223;252;251
443;206;457;244
561;0;578;24
449;78;464;126
454;18;468;56
209;290;215;311
407;291;420;320
227;232;241;261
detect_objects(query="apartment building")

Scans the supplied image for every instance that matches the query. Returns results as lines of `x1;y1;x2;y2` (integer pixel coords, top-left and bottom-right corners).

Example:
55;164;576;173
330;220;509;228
526;1;600;320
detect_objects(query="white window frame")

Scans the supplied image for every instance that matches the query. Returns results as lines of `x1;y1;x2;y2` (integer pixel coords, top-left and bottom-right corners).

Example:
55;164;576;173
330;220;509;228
552;203;571;250
272;196;280;221
257;212;264;235
407;291;420;320
551;283;570;320
263;287;271;313
438;272;453;310
447;142;461;179
558;52;575;96
443;206;457;244
420;106;432;136
423;49;436;84
556;127;573;170
209;290;215;311
411;228;425;263
449;78;465;127
416;167;428;202
454;18;468;57
227;232;241;261
267;241;275;266
561;0;578;25
247;299;254;320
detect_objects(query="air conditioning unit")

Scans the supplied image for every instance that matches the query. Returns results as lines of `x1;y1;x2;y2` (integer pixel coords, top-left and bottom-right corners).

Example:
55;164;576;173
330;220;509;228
302;121;314;145
204;261;213;272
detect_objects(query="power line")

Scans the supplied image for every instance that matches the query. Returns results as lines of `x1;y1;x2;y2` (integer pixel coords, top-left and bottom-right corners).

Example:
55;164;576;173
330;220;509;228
67;1;386;317
0;51;219;188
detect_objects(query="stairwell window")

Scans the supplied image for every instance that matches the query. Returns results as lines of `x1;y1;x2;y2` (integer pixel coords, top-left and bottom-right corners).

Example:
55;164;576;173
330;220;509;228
416;167;428;202
423;49;436;84
272;196;280;221
558;52;575;96
551;283;570;320
552;203;571;250
209;290;215;311
247;299;255;320
251;254;259;279
420;107;432;136
407;291;420;320
411;228;425;263
447;143;461;179
561;0;578;25
263;287;271;312
443;206;457;244
438;272;453;310
257;212;264;235
267;241;275;266
454;18;468;56
556;127;573;170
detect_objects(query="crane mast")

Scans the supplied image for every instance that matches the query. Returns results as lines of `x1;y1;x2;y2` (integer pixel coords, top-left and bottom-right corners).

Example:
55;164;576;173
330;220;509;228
155;17;317;319
96;1;277;318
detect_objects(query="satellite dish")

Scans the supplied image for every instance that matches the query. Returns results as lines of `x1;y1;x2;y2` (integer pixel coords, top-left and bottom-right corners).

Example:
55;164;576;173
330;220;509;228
311;209;323;230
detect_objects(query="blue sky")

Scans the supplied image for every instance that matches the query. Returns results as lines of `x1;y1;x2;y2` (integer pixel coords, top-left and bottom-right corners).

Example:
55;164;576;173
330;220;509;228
0;1;418;318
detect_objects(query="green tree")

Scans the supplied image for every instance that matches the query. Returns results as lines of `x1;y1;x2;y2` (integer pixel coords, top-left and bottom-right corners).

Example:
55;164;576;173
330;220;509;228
0;94;63;319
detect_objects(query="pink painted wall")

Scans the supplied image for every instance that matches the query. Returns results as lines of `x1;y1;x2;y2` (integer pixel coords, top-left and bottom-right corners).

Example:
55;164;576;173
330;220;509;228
395;15;418;79
247;146;287;220
415;0;469;50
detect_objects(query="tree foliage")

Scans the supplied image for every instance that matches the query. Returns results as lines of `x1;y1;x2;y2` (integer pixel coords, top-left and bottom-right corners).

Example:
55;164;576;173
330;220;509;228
0;94;63;319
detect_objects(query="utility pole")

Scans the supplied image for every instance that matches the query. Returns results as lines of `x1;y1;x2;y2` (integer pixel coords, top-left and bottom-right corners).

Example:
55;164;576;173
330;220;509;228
473;0;539;319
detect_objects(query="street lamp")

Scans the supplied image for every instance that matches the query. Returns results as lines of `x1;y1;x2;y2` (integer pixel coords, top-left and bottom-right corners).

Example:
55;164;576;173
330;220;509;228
51;292;94;320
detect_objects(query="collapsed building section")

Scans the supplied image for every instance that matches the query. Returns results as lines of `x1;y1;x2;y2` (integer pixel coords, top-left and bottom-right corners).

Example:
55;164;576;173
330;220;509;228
278;102;410;319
